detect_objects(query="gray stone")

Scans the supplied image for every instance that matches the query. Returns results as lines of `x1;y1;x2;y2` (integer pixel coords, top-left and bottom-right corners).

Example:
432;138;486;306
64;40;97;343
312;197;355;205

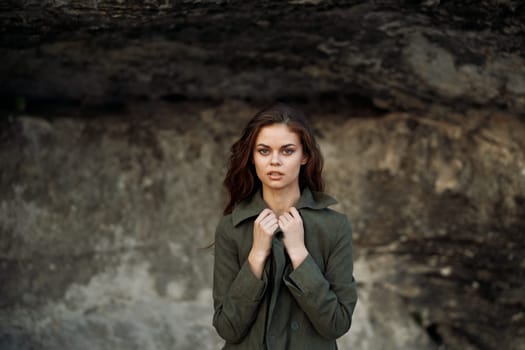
1;101;524;349
1;1;524;116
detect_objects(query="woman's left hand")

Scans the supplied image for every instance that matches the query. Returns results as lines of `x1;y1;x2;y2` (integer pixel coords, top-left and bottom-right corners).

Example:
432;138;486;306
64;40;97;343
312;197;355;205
279;207;309;269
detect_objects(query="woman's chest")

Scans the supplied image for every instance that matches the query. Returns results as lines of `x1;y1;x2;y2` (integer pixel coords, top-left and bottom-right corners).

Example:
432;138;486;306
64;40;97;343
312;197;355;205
233;218;333;272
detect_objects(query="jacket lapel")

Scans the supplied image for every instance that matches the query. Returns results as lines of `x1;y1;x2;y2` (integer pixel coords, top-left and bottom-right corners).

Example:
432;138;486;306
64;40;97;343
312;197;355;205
232;188;338;227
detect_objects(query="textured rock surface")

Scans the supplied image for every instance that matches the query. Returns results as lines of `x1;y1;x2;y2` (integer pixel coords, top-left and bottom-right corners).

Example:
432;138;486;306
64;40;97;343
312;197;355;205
1;101;524;350
1;1;525;349
1;1;524;116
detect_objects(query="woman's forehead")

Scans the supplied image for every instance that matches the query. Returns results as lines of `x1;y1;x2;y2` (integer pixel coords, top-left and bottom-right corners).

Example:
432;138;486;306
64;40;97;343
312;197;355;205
255;124;301;144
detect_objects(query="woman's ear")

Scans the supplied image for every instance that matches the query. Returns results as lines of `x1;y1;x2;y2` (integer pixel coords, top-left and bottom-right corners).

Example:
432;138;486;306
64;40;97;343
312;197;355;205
301;154;308;165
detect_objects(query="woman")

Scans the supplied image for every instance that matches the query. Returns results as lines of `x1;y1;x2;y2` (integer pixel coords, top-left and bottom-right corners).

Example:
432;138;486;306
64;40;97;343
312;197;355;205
213;103;357;349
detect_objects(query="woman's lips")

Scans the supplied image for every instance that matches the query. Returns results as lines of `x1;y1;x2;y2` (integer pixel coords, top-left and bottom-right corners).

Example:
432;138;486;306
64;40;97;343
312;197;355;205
268;171;284;180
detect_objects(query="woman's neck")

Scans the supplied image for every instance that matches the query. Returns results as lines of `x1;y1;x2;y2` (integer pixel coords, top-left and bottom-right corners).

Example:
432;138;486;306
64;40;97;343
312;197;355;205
261;185;301;216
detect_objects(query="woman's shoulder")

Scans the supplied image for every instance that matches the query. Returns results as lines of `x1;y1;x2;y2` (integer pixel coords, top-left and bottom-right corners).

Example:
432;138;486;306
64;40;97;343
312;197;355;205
214;212;252;237
215;213;235;231
304;206;350;227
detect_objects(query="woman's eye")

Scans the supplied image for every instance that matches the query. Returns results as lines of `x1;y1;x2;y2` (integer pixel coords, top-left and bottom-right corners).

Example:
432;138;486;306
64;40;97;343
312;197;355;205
282;149;295;155
258;149;270;155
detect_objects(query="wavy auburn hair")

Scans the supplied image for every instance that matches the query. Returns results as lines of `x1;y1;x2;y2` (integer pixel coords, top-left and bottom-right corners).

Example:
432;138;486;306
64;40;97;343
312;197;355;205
223;103;324;214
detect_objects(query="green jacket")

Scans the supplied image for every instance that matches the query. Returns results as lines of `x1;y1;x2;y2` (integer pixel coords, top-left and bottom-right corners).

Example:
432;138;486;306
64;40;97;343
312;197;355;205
213;188;358;350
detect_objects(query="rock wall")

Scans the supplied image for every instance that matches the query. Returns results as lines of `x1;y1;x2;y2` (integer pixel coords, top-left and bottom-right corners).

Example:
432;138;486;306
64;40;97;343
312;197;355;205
1;1;525;349
1;100;524;350
1;1;524;116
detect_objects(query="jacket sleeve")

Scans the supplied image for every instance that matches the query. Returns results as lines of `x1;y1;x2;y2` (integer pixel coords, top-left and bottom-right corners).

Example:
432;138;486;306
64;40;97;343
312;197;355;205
283;215;358;339
212;218;268;343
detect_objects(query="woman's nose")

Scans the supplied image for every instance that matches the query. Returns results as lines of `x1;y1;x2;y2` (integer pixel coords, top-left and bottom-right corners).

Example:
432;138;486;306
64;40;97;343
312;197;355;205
270;152;281;165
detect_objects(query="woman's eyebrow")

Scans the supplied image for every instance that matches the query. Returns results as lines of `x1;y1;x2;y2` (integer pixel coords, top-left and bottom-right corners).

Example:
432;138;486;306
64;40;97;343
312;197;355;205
256;143;297;148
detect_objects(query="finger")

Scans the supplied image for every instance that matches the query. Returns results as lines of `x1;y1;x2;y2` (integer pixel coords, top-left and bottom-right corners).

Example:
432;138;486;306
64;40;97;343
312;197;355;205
255;208;274;223
263;217;277;227
280;211;293;220
261;214;277;227
277;218;287;227
289;207;302;221
262;214;277;226
278;217;289;227
261;223;278;236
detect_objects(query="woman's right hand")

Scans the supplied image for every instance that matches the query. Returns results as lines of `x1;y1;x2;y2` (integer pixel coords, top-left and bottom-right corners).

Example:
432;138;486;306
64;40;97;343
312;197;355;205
248;208;278;279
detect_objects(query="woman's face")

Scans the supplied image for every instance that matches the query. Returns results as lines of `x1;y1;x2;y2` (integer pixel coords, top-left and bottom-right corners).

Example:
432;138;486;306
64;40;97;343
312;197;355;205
253;123;308;193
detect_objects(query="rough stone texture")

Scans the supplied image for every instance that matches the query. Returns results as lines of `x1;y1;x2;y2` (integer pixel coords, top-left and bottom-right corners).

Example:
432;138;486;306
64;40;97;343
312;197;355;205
1;1;525;349
0;102;235;350
1;100;524;350
1;1;524;116
321;109;525;350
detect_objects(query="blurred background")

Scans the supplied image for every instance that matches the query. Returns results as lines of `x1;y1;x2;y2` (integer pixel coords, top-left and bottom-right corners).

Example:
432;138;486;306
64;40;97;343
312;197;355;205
1;1;524;349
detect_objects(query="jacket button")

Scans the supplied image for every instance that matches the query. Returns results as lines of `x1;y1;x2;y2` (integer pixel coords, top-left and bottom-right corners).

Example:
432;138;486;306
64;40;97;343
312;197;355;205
291;321;299;331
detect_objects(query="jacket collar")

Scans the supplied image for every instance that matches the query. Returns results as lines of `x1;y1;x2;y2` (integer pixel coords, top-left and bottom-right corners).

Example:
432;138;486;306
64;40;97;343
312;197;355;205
232;187;337;226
